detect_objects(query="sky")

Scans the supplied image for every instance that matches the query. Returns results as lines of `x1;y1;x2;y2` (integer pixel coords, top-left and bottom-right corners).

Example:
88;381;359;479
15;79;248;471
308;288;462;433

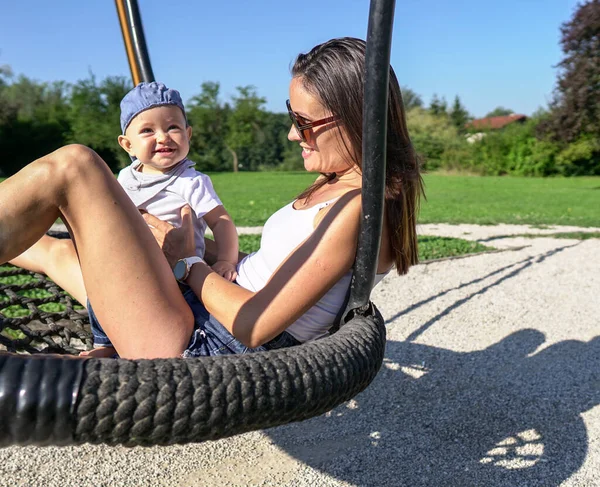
0;0;582;118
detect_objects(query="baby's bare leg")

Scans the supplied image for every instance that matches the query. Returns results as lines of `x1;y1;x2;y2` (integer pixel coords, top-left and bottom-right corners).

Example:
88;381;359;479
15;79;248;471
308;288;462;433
0;145;193;358
80;346;117;358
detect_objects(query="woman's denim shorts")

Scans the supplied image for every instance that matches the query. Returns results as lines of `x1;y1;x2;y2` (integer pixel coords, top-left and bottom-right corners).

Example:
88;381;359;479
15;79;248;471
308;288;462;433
87;287;300;357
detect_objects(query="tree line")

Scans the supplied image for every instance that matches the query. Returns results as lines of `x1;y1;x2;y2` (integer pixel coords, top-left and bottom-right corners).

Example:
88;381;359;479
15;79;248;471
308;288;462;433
1;0;598;178
403;0;600;177
0;72;302;176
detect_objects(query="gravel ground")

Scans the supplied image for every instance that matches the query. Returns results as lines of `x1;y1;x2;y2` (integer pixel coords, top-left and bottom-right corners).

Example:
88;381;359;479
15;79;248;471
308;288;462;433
1;223;599;487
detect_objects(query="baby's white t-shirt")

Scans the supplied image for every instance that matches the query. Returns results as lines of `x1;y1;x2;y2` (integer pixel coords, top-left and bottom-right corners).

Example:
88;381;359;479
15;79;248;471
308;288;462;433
118;159;222;258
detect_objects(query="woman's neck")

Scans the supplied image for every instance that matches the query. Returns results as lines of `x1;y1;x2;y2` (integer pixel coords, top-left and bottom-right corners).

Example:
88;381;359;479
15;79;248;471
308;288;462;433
296;170;361;208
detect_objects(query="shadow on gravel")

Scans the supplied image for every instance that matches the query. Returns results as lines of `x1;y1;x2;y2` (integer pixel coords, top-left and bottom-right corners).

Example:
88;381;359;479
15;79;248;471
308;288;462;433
267;242;597;486
476;234;539;243
384;243;580;335
267;331;600;487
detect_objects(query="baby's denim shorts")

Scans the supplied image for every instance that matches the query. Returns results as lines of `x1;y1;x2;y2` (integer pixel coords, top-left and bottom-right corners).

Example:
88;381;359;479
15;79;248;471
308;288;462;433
87;287;300;357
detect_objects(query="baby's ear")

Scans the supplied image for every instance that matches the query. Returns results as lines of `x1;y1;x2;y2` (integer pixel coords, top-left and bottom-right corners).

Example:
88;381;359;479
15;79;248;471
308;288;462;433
186;125;192;140
118;135;134;155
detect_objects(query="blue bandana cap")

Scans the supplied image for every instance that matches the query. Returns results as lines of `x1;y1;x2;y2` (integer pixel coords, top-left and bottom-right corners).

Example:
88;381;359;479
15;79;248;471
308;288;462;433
120;82;187;134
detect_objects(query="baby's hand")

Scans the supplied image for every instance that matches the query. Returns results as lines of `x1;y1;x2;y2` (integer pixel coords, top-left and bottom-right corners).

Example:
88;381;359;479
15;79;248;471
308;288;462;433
212;260;238;282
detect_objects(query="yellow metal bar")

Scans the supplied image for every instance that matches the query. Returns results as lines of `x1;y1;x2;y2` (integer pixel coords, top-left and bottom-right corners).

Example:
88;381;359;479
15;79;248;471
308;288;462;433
115;0;141;86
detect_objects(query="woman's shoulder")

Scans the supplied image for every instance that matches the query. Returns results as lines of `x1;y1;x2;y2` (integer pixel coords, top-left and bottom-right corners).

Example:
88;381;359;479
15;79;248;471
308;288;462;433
312;187;362;230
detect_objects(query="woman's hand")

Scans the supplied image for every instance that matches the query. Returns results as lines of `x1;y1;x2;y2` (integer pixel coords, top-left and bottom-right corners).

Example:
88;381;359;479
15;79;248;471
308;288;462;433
141;205;196;268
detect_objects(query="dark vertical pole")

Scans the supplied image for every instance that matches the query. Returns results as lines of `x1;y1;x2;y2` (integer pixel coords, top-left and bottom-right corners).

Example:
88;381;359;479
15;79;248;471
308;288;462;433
115;0;155;85
344;0;396;317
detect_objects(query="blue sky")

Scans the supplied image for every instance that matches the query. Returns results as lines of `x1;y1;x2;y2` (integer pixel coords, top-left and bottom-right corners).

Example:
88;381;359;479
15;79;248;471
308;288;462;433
1;0;581;118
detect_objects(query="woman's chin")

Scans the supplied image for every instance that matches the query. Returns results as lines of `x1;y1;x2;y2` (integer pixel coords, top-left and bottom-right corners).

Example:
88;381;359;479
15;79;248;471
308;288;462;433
303;156;320;173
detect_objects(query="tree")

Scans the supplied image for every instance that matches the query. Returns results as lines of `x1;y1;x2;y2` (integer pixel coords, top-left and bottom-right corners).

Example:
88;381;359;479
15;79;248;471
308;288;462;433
449;95;471;133
0;75;70;123
0;64;13;123
429;94;448;117
0;75;71;176
485;107;514;117
67;75;130;172
0;64;10;85
187;81;231;172
225;86;266;172
253;111;291;170
542;0;600;142
400;86;423;110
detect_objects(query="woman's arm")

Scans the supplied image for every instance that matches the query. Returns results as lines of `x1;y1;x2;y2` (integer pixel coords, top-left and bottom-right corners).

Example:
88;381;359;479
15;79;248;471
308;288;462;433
186;191;362;348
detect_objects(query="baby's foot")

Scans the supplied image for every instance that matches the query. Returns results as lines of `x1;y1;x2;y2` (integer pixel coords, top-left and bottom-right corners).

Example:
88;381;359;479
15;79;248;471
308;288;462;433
79;346;117;358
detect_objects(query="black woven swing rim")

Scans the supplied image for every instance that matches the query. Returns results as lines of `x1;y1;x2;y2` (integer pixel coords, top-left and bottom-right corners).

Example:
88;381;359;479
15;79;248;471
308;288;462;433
0;0;396;447
0;306;385;447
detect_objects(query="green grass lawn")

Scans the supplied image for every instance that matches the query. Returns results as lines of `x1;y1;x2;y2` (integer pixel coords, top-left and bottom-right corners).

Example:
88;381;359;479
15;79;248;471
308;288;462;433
209;172;600;227
419;175;600;227
416;236;492;261
209;172;315;226
2;172;599;226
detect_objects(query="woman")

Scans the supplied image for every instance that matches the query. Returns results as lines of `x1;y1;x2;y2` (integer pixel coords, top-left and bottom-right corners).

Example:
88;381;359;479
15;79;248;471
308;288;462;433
0;37;423;359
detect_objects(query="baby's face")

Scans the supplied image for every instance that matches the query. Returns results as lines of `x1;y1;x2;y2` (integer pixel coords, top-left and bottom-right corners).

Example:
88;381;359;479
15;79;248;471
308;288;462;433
122;105;191;174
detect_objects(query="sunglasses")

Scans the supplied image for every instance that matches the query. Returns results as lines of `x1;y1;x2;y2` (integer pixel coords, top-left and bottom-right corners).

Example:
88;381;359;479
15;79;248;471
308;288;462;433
286;99;339;142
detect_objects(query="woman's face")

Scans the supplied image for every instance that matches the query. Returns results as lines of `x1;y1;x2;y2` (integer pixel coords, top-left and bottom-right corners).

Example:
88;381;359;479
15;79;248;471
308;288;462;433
287;77;355;176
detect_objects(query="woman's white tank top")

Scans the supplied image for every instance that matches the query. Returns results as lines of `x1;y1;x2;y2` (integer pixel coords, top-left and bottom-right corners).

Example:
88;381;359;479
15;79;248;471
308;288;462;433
236;198;387;342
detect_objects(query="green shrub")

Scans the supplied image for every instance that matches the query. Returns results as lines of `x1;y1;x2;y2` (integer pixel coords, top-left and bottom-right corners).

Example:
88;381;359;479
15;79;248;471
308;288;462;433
464;118;561;177
438;140;479;173
510;138;559;176
469;127;515;175
407;108;459;171
555;136;600;176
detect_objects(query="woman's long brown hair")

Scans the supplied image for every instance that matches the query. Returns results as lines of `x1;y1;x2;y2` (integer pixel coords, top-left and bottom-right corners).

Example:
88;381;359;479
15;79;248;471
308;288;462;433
292;37;424;275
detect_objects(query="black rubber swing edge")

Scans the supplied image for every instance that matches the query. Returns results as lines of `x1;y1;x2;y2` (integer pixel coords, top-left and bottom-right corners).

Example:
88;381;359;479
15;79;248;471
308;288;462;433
0;305;385;447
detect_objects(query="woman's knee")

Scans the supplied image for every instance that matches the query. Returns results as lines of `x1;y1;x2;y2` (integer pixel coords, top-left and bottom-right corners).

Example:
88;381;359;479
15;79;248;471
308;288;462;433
38;144;110;191
164;306;196;357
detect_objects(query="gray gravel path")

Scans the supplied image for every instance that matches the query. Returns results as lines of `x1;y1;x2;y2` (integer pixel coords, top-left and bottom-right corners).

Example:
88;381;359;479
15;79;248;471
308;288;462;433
2;224;599;487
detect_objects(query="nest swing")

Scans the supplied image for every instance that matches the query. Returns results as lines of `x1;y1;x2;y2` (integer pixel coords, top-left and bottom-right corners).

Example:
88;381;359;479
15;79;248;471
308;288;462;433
0;0;396;447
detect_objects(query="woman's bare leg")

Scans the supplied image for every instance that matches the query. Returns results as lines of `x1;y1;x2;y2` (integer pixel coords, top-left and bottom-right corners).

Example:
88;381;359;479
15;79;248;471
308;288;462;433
11;236;114;355
9;236;87;305
0;144;193;358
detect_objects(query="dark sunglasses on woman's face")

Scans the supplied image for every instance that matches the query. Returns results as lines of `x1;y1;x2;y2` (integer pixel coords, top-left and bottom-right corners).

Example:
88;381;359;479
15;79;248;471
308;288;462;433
286;99;339;142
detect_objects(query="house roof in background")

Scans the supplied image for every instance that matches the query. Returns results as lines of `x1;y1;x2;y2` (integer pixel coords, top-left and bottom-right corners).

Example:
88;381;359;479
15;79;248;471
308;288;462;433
468;114;528;130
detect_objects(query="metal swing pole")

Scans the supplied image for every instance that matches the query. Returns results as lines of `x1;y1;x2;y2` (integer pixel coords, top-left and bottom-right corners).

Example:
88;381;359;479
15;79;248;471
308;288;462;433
344;0;396;318
115;0;155;85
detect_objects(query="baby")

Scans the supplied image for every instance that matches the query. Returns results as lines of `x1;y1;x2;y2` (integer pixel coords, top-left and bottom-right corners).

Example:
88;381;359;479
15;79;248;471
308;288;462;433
85;81;238;356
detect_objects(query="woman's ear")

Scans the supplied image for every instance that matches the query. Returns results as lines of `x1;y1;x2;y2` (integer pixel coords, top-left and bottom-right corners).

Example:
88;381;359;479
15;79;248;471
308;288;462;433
118;135;134;156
